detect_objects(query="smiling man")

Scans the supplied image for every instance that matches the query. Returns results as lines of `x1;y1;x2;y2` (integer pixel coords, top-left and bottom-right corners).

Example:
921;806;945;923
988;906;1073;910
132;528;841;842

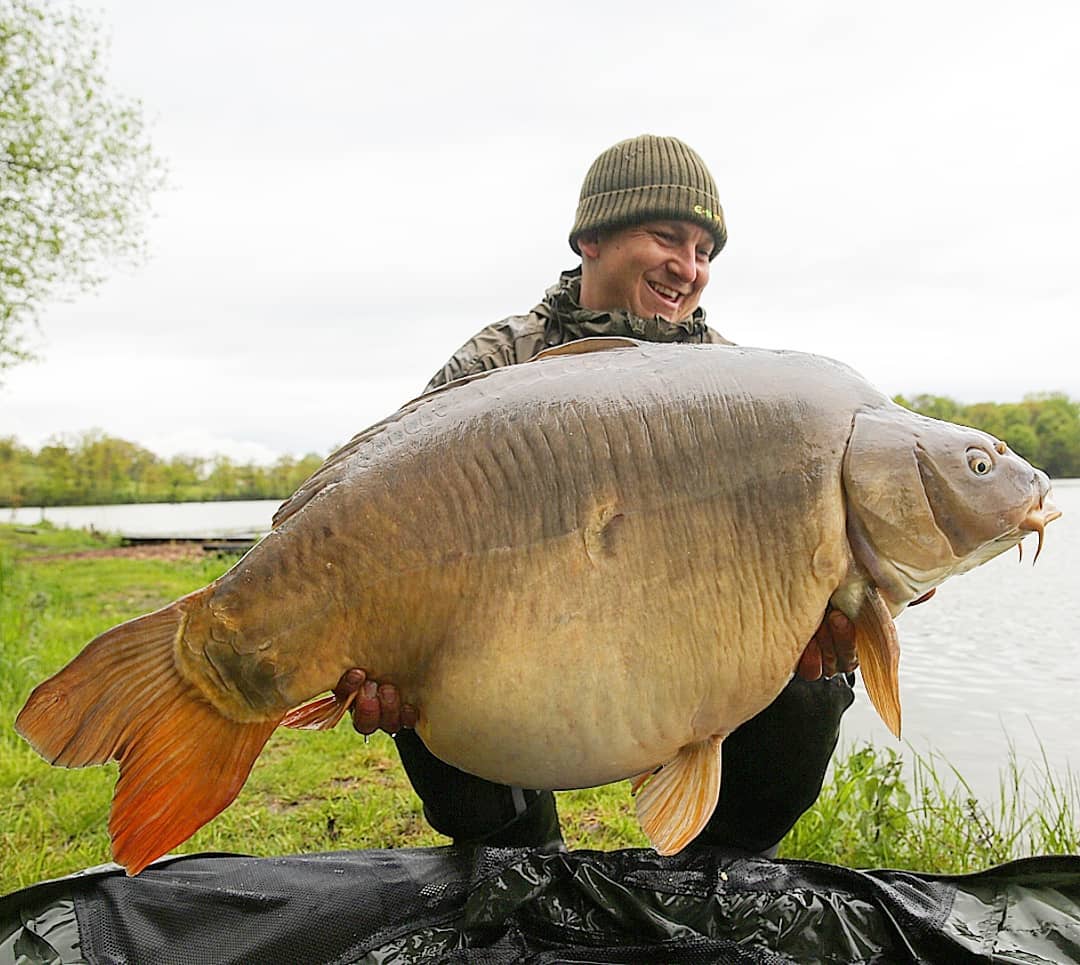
426;135;731;391
578;219;714;322
341;135;858;857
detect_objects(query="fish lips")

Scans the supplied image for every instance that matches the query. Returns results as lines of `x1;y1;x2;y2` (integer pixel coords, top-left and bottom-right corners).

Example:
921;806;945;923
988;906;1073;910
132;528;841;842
1016;494;1062;563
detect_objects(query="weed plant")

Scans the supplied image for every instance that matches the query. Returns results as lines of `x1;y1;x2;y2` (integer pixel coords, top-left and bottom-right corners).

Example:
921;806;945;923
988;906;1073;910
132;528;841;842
780;741;1079;871
1;523;1076;892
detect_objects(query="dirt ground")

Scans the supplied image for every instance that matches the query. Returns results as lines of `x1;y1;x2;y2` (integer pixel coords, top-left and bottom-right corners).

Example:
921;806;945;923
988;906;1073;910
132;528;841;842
42;542;235;562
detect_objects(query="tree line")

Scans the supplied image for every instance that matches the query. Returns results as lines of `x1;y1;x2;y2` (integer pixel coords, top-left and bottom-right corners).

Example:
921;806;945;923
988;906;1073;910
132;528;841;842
893;392;1080;479
2;392;1078;509
0;432;324;508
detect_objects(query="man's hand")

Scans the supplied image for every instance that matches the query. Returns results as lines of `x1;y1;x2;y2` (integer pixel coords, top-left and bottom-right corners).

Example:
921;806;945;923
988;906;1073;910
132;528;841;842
797;607;857;681
797;589;937;681
333;668;417;735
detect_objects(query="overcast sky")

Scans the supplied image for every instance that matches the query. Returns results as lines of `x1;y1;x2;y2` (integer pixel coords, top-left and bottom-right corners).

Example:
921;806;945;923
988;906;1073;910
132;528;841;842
5;0;1078;463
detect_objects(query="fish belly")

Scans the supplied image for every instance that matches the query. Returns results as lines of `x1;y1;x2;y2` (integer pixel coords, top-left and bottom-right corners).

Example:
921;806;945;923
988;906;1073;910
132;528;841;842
192;344;858;765
411;498;843;790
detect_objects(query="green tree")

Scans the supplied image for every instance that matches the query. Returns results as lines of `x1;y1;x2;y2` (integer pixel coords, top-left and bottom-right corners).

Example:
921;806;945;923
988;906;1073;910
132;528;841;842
1030;393;1080;477
904;394;963;423
35;438;74;503
70;430;157;502
205;456;241;500
899;391;1080;478
0;0;165;376
0;433;30;504
163;454;206;502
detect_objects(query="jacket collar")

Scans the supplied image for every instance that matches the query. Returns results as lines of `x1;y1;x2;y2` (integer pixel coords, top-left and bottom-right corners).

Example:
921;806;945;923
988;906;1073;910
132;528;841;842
535;267;711;344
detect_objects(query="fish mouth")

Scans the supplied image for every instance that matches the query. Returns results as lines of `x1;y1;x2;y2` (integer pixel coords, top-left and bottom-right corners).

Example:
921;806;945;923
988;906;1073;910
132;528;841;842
1018;493;1062;563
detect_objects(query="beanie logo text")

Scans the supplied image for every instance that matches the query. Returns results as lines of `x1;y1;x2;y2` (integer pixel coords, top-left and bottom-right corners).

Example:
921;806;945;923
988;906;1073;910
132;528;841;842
693;204;724;225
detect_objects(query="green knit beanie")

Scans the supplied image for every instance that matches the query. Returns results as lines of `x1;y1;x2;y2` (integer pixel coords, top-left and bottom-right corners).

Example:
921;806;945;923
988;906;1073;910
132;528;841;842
569;135;727;259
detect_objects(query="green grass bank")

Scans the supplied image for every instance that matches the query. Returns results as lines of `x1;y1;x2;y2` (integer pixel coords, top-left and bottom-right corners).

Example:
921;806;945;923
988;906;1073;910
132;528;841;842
1;523;1076;891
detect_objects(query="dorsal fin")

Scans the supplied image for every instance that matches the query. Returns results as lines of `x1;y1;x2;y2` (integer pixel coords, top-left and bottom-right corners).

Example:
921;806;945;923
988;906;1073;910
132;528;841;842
532;336;642;361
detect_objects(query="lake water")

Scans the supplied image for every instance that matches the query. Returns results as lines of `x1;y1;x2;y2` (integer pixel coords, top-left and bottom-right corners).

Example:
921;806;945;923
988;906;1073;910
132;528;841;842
6;483;1080;801
841;478;1080;801
4;499;281;539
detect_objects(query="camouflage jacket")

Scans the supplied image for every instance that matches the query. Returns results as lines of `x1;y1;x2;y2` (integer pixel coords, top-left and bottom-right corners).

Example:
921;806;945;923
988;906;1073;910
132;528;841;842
425;267;732;392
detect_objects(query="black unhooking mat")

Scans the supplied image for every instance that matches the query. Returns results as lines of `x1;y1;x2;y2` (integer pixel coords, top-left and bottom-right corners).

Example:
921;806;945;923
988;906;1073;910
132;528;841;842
3;847;1080;964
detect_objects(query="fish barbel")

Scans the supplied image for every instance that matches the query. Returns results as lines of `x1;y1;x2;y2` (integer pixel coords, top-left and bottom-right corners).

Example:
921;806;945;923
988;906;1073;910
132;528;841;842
16;339;1060;874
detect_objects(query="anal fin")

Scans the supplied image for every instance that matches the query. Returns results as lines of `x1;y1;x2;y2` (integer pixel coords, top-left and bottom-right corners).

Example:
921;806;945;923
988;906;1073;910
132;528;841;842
855;586;903;738
632;736;723;855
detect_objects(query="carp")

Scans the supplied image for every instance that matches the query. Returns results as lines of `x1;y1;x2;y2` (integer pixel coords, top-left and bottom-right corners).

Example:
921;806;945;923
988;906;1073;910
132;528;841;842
16;339;1060;874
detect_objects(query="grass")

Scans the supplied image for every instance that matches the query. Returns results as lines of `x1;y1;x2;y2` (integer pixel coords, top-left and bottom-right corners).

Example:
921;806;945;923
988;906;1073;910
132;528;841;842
1;522;1076;892
781;741;1080;871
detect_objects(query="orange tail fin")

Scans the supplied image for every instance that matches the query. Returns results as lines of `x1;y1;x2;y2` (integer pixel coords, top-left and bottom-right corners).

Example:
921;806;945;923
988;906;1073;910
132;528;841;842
15;590;281;875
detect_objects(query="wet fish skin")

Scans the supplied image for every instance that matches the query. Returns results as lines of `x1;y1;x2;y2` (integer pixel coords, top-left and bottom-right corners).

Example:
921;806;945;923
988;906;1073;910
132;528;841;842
15;340;1058;872
185;344;866;776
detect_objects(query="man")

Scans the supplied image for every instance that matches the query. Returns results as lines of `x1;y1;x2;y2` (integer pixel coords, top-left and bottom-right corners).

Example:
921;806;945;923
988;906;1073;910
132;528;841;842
338;134;858;856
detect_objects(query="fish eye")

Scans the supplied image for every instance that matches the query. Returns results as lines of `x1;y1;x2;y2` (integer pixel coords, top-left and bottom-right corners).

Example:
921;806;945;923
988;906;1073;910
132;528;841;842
966;449;994;476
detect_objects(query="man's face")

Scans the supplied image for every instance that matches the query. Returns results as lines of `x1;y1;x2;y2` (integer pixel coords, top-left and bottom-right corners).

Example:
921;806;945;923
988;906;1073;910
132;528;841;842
578;220;714;323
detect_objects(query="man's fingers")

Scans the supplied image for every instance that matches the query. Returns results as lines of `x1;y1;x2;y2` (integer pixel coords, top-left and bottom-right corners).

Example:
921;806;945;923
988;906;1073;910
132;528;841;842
377;683;401;734
801;609;858;681
827;609;858;674
333;667;418;735
797;638;824;681
820;636;837;678
351;680;381;734
333;667;366;701
827;608;854;642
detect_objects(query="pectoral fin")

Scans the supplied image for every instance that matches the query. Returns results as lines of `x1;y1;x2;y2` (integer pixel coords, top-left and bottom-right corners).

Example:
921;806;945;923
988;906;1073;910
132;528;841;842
281;689;357;731
855;586;902;738
632;736;723;855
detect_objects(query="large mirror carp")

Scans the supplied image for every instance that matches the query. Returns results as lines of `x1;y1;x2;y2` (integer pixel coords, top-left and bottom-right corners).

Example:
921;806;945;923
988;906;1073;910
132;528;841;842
16;338;1060;874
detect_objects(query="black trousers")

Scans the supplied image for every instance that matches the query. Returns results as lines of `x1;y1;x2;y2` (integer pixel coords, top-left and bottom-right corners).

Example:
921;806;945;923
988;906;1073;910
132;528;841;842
394;673;855;853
